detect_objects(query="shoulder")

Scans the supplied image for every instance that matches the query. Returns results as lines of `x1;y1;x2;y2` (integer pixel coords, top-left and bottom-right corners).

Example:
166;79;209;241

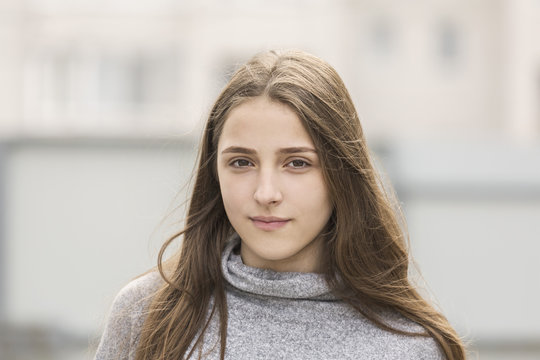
106;271;164;332
112;271;164;315
377;310;445;360
95;271;164;360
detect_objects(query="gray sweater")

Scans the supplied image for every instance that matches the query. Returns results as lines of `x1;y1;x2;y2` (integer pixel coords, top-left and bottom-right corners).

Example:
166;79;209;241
95;236;443;359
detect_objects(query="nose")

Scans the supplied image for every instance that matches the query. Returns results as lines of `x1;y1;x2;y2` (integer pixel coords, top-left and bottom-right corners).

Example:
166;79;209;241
253;170;283;206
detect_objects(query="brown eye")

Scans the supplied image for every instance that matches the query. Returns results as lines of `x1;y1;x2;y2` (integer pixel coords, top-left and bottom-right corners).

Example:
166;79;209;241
287;159;309;169
232;159;253;167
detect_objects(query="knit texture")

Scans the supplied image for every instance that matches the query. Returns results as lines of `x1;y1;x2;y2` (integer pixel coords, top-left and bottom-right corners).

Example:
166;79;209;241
95;236;444;359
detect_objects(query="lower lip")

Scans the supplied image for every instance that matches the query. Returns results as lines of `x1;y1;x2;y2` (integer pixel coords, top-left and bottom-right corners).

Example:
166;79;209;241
251;219;290;231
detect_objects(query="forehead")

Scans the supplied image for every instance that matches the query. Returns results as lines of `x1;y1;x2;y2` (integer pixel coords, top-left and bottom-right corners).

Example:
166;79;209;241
218;97;315;149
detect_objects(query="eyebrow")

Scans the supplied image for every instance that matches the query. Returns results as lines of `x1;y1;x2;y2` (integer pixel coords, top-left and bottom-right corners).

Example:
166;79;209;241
221;146;317;155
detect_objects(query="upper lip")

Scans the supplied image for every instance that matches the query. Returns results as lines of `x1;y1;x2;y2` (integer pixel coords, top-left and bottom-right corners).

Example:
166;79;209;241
250;216;290;223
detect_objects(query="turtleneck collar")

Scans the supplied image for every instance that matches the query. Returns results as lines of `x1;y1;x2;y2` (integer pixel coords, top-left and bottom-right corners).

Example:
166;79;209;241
221;235;337;301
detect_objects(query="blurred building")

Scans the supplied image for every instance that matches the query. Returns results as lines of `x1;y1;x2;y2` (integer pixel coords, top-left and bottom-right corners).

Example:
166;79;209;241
0;0;539;359
1;0;539;142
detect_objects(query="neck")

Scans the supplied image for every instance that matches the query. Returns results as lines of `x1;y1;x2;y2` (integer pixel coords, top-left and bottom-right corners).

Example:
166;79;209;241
239;236;324;273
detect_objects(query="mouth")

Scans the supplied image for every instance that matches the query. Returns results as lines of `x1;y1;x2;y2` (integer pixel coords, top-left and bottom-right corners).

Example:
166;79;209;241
250;216;291;231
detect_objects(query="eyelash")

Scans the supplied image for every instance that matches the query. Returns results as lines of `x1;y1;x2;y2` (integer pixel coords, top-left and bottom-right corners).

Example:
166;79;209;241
287;159;310;169
229;158;311;169
231;159;253;168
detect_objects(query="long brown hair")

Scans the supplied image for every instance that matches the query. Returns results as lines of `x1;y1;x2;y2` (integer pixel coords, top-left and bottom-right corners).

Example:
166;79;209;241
135;50;466;359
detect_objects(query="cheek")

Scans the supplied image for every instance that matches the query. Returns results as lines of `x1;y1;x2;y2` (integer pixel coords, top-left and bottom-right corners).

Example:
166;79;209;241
289;174;330;201
218;173;250;215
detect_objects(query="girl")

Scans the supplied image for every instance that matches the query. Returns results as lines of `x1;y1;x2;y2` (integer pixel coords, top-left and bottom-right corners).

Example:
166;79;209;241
95;50;465;359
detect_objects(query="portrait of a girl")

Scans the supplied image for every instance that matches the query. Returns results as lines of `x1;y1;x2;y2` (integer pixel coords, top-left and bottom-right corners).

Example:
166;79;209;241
95;49;465;360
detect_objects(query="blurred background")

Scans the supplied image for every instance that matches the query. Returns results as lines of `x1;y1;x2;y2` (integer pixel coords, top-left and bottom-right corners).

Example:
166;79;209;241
0;0;539;359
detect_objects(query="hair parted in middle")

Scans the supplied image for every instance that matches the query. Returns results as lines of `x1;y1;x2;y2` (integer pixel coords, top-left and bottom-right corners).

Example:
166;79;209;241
135;49;465;360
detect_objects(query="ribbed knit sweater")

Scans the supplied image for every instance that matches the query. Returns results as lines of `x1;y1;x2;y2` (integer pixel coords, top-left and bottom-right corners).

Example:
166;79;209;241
95;236;443;359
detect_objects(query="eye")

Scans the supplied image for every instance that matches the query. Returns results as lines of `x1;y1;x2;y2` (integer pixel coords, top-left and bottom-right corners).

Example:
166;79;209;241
287;159;310;169
231;159;253;168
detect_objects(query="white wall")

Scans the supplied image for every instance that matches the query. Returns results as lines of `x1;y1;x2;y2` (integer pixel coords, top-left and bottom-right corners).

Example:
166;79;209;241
2;140;197;335
391;140;540;341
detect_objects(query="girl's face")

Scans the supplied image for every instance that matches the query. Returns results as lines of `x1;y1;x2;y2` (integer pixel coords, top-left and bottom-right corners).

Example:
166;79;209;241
217;96;332;273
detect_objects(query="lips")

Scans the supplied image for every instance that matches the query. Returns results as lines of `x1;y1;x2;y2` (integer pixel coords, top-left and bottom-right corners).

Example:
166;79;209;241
250;216;290;231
